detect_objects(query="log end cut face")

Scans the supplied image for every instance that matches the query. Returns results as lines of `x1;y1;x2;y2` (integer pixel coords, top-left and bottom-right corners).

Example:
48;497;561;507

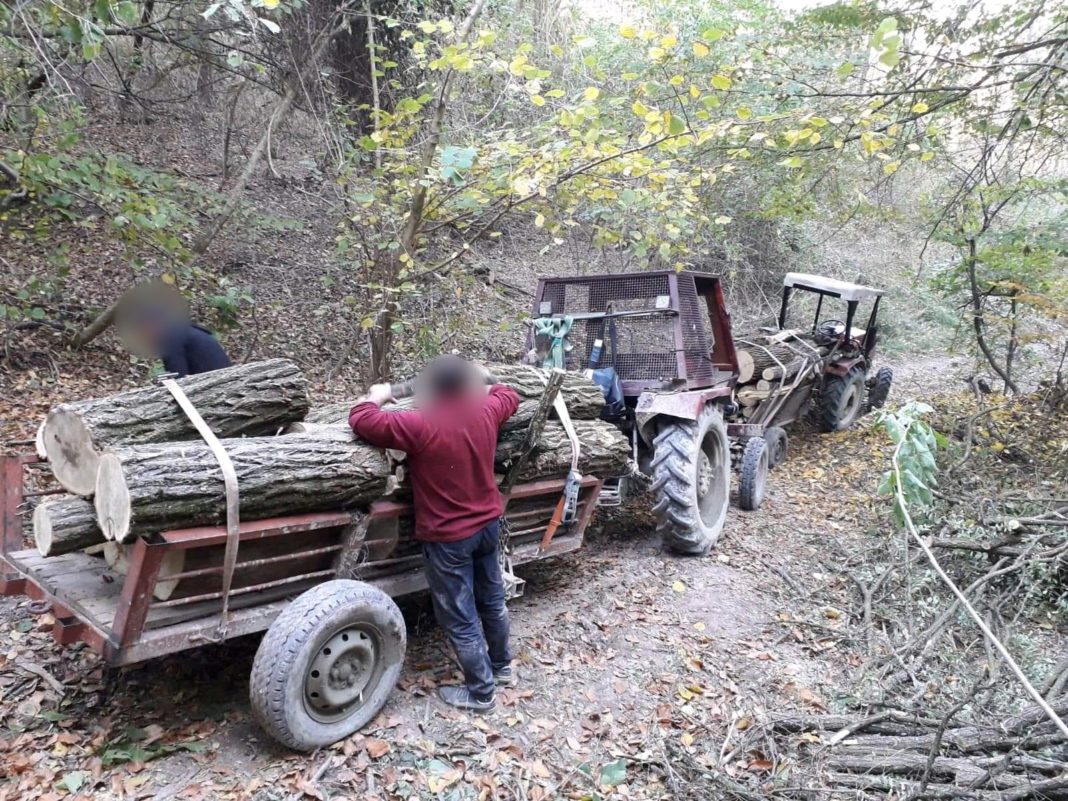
43;408;102;496
95;453;132;542
33;504;55;556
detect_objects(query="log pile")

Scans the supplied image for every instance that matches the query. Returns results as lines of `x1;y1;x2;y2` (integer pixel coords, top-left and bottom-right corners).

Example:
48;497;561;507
751;703;1068;799
732;333;828;417
29;360;626;600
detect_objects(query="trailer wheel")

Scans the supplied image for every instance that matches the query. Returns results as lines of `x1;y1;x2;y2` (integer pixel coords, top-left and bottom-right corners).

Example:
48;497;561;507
250;580;405;752
866;367;893;412
737;438;769;511
650;404;730;555
819;368;866;432
763;427;788;468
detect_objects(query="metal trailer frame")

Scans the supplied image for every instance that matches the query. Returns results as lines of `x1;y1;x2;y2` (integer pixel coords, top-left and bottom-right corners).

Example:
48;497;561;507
0;452;603;667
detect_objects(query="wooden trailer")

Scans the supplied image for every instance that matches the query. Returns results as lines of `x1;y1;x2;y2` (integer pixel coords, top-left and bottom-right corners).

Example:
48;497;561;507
1;451;603;750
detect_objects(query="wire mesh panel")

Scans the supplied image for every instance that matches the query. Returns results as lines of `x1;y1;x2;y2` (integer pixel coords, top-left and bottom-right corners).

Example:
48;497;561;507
535;273;714;387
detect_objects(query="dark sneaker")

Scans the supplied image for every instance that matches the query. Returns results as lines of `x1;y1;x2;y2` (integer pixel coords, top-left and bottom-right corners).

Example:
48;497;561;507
494;666;518;687
438;686;495;712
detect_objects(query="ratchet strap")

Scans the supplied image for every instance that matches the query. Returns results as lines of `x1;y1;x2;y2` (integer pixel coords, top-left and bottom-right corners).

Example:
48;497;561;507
533;316;574;370
539;387;582;552
158;375;240;637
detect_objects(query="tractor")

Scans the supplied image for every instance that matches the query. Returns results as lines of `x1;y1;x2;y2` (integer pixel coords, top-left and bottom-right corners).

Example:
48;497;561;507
527;270;892;554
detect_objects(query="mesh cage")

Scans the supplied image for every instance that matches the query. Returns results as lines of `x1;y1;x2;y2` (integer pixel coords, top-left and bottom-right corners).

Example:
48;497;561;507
536;273;714;386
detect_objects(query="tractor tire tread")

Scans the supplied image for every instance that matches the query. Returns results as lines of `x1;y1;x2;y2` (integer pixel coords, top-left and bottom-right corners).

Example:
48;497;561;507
738;437;768;511
819;367;866;433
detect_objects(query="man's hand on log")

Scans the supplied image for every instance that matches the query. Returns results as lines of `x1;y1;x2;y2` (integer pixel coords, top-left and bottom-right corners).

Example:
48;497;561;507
364;383;394;406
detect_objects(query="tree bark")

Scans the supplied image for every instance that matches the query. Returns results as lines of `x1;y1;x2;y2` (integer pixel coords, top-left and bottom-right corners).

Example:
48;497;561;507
42;359;309;495
34;496;105;556
95;436;390;542
304;364;605;430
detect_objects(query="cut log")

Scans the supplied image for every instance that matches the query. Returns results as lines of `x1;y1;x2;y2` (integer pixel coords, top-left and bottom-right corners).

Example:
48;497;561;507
762;358;806;382
736;388;771;407
104;542;189;600
287;419;630;484
496;420;630;481
94;437;390;542
302;364;605;431
43;359;310;496
34;496;105;556
736;349;755;384
735;342;801;377
35;421;47;460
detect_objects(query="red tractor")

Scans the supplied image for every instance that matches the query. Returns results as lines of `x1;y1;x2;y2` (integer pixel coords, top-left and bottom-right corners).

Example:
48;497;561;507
528;270;892;554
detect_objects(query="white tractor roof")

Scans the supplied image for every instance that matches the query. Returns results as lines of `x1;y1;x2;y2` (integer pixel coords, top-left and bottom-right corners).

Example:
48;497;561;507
783;272;885;301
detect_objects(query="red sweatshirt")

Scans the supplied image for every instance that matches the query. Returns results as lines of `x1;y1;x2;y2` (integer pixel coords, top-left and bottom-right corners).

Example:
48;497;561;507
349;385;521;543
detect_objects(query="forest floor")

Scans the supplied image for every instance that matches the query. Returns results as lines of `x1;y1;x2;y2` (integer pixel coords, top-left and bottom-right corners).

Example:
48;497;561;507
2;354;1012;801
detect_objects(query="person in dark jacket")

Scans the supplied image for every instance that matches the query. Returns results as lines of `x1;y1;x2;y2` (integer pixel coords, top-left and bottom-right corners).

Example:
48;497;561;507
134;308;232;377
349;356;521;713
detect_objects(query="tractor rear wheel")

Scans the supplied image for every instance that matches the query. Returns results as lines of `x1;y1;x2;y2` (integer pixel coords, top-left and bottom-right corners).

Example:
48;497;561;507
866;367;893;411
650;404;730;555
818;368;866;432
250;580;405;751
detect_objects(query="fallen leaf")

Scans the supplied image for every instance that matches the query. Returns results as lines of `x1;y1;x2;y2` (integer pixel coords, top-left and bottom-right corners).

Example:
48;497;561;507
672;581;686;593
365;739;391;759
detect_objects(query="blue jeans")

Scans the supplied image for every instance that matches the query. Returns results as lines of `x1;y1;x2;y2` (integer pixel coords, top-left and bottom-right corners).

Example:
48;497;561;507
421;520;512;700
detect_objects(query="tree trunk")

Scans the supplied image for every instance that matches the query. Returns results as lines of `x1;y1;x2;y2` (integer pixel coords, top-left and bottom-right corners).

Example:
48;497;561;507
42;359;309;495
736;350;755;384
762;358;806;382
94;436;390;542
496;420;630;482
304;364;605;430
34;496;105;556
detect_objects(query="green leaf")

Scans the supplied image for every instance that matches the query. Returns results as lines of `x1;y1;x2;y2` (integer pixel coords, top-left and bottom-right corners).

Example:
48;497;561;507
57;772;85;793
836;62;855;78
600;759;627;787
30;307;46;320
667;114;687;136
711;74;732;91
114;1;140;26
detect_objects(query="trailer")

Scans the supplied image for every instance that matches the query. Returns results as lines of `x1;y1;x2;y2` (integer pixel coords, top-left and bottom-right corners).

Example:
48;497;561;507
0;450;603;750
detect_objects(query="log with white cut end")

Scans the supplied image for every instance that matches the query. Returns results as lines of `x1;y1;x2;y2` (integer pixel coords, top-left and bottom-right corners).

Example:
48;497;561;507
736;350;756;384
35;422;47;460
41;359;310;496
34;496;106;556
94;437;390;543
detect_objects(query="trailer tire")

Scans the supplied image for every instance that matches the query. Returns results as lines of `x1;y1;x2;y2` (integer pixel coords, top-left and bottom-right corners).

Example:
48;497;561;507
650;404;730;555
818;368;866;432
763;427;788;468
737;438;769;511
866;367;893;412
250;580;405;752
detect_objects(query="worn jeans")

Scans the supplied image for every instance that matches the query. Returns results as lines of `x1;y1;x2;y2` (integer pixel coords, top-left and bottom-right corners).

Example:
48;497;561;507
422;520;512;700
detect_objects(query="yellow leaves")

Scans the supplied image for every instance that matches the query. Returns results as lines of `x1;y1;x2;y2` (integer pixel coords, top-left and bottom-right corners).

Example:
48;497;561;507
669;74;684;86
632;100;649;117
883;160;900;175
681;732;695;747
714;215;732;224
508;55;527;76
711;74;732;91
160;273;175;285
530;94;545;106
920;151;935;162
619;24;636;39
693;41;710;58
438;19;454;33
660;34;678;48
736;106;752;120
911;101;929;114
261;0;279;8
648;46;667;61
417;20;436;34
672;580;686;593
584;86;600;101
534;213;545;228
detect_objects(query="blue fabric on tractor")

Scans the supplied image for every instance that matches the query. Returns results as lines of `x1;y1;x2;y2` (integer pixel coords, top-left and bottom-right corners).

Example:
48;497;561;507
532;317;574;370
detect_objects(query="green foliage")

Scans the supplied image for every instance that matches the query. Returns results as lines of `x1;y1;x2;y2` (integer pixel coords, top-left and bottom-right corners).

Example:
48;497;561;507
99;726;207;767
877;401;943;526
205;281;254;330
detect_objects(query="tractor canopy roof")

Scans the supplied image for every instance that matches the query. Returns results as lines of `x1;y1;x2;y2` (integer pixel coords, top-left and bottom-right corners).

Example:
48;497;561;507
783;272;885;302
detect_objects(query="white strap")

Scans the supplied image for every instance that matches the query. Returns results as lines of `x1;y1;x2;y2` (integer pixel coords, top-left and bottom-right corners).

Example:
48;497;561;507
160;378;240;637
550;383;581;472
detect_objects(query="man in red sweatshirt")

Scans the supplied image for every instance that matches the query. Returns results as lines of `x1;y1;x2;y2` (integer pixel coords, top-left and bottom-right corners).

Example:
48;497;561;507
349;356;521;712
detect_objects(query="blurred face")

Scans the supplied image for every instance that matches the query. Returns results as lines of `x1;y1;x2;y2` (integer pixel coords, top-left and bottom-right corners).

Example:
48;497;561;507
414;357;478;408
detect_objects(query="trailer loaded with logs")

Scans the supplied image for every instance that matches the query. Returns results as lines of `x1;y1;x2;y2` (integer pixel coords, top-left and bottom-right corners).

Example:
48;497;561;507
2;359;623;750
